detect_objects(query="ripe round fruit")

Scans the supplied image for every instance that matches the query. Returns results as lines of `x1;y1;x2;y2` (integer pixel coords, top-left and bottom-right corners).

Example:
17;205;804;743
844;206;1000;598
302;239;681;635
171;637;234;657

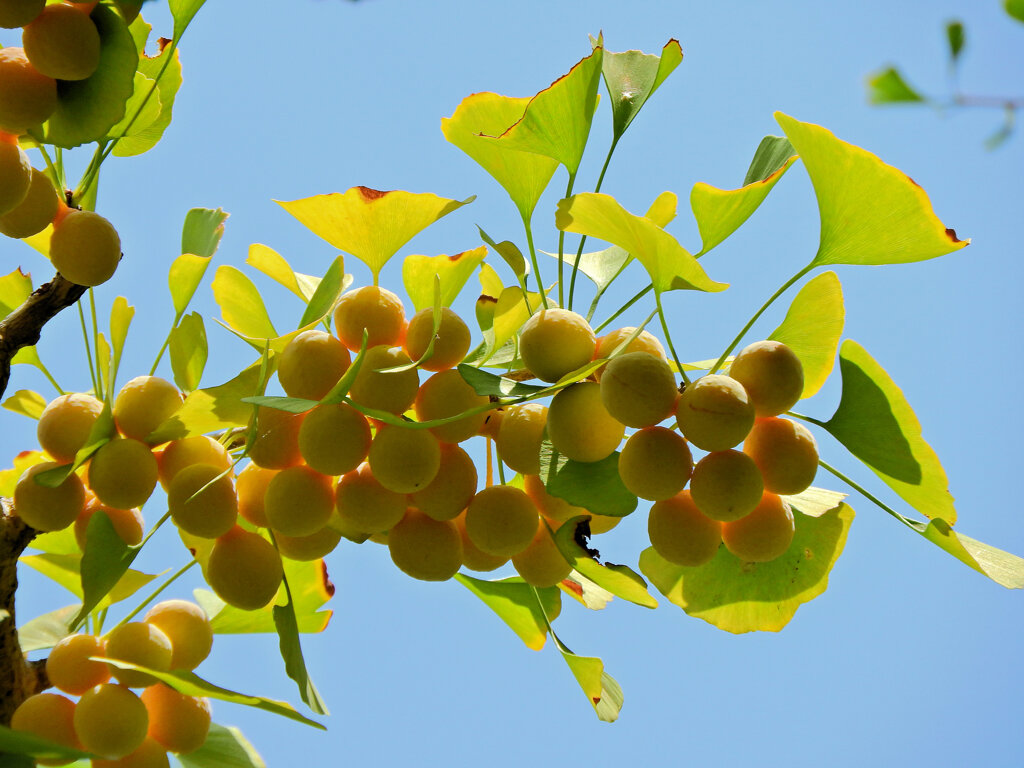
728;340;804;417
648;491;722;567
277;329;351;400
595;326;666;364
158;436;232;487
11;692;80;763
0;166;59;238
599;351;678;428
113;376;183;442
367;425;441;494
519;308;596;382
454;510;508;572
334;463;406;534
143;600;212;672
23;3;101;81
140;684;210;754
50;209;121;287
205;527;283;611
404;306;472;370
675;374;755;451
689;449;764;522
547;382;625;463
274;524;343;561
297;403;372;476
333;285;406;351
37;392;103;463
0;138;32;216
409;443;477;521
414;368;488;443
495;403;546;475
521;473;620;533
74;684;149;759
92;737;168;768
88;438;158;510
235;463;275;527
388;508;463;581
14;461;85;532
0;47;57;134
465;485;539;558
46;633;110;695
167;463;238;539
264;465;335;537
721;492;796;563
744;417;819;495
74;503;144;550
0;0;45;28
512;522;571;588
103;621;173;687
618;426;693;501
347;345;420;414
247;407;304;469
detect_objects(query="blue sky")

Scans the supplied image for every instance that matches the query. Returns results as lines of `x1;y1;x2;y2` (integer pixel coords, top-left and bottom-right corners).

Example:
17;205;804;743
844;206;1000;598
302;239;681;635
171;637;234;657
3;1;1023;766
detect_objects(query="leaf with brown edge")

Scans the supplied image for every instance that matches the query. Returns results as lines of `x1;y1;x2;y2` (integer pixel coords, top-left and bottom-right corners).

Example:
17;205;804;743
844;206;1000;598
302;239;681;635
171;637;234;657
277;187;474;281
552;518;655;608
775;113;968;267
402;246;487;312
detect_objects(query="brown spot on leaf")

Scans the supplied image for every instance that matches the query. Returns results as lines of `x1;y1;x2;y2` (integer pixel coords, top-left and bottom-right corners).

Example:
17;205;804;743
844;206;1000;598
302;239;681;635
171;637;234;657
354;186;387;202
904;173;922;189
945;227;966;244
804;548;814;560
561;578;583;597
592;696;602;704
157;37;172;54
449;250;468;262
477;294;498;305
320;560;336;598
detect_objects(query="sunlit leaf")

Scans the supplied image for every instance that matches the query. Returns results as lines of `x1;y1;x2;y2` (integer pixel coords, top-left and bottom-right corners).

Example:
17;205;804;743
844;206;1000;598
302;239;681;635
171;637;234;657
780;486;848;517
558;571;614;610
478;228;528;280
20;553;156;611
0;268;32;318
18;603;79;652
912;518;1024;589
641;503;855;633
108;296;134;389
455;574;560;651
442;92;559;221
692;138;798;256
556;193;727;295
177;723;266;768
212;266;278;341
539;442;637;518
552;518;655;607
478;261;504;298
169;254;212;318
148;361;265;443
402;246;487;312
33;4;138;148
277;187;473;280
182;207;229;261
768;271;844;398
823;340;956;524
73;508;147;626
601;38;683;140
299;256;346;328
246;243;311;300
169;311;208;392
0;450;46;497
2;390;47;419
106;71;161;139
866;67;925;104
273;580;329;715
29;524;78;556
169;0;208;39
0;724;93;764
492;285;542;358
776;113;968;266
483;45;603;176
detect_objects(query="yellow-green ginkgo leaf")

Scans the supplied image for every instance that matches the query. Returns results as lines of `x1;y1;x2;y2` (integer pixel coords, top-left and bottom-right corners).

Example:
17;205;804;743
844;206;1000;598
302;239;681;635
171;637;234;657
691;137;798;256
402;246;488;312
775;112;969;266
768;270;845;399
556;192;727;295
601;38;683;141
455;574;560;651
211;265;278;341
277;187;474;281
247;243;317;301
0;268;32;319
640;502;854;633
442;93;559;221
484;45;604;176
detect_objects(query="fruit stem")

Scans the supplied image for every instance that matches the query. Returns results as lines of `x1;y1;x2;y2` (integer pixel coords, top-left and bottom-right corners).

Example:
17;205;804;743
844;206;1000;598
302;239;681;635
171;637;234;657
77;301;100;398
655;292;689;385
496;455;507;485
112;560;198;632
35;145;62;197
557;171;578;307
521;217;549;310
816;458;918;530
568;135;618;313
707;264;814;376
89;289;105;399
594;284;652;333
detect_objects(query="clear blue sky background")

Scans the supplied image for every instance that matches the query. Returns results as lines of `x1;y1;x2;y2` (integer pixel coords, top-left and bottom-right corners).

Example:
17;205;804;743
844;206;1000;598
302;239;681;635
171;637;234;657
3;1;1023;766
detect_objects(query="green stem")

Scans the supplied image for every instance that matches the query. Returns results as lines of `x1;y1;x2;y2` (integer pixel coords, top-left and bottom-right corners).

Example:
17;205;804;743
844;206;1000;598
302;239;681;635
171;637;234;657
594;284;652;333
496;456;507;485
54;148;66;192
112;560;198;630
787;410;828;429
522;216;549;310
94;608;107;636
557;171;577;308
35;359;65;396
568;136;618;313
35;145;62;197
77;301;99;396
656;292;689;385
817;459;917;530
89;289;104;398
708;264;813;376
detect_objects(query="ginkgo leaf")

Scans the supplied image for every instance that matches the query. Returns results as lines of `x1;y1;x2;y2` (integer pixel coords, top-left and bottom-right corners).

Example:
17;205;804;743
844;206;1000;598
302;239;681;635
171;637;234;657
600;38;684;140
402;246;488;312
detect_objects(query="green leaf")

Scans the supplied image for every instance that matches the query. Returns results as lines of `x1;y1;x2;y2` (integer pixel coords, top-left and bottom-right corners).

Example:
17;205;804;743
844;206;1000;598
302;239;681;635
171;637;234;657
457;364;545;399
552;518;655;608
168;254;212;318
27;523;78;556
106;71;161;139
1006;0;1024;22
169;0;208;39
483;45;603;176
641;503;855;633
780;486;849;517
212;266;278;341
823;340;956;524
299;256;345;328
277;187;474;281
946;21;965;62
601;38;683;140
691;139;798;256
539;442;637;518
912;518;1024;589
442;92;559;222
34;4;138;148
767;271;844;399
246;243;314;301
11;344;46;373
18;603;79;652
73;508;145;627
455;574;560;651
273;588;329;715
0;267;32;318
177;723;266;768
556;193;727;296
776;113;969;266
2;389;47;419
108;296;134;390
182;207;229;260
20;553;156;611
477;228;528;281
403;246;488;313
866;67;925;104
169;311;208;392
0;723;93;764
98;660;325;730
148;361;265;443
33;403;116;488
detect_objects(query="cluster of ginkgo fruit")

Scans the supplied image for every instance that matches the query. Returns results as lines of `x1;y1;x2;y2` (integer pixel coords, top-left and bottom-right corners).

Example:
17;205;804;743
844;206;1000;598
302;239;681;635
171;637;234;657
0;0;131;286
11;598;213;765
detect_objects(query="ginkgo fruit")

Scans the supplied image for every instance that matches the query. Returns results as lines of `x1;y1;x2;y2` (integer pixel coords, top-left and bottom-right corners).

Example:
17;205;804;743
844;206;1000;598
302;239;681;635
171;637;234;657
689;449;764;522
103;621;174;688
519;308;596;382
414;368;488;443
495;403;547;475
50;208;122;287
246;407;304;470
599;351;678;428
0;166;60;238
91;737;168;768
347;345;420;414
140;684;211;754
0;47;57;134
235;462;276;527
388;507;463;581
0;0;44;28
264;464;335;537
113;376;184;442
728;340;804;417
88;438;159;511
454;510;508;572
274;524;343;561
205;527;283;611
11;692;80;764
743;416;819;495
37;392;103;463
277;329;351;400
14;461;85;532
594;326;666;364
512;522;571;588
367;424;441;494
74;503;144;550
22;3;101;81
45;633;110;696
0;136;32;215
675;374;755;451
404;306;472;371
547;382;624;463
334;463;407;534
142;600;212;672
721;492;796;563
74;684;149;760
158;435;232;488
333;285;407;351
465;485;539;558
521;473;620;534
167;463;238;539
648;491;723;567
618;426;693;501
409;443;477;521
